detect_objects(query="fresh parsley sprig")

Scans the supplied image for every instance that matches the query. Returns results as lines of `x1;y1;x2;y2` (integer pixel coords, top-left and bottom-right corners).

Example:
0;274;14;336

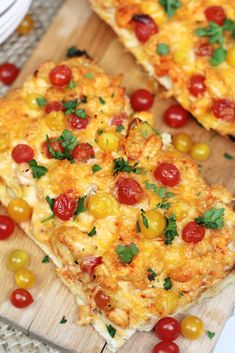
159;0;181;18
113;158;145;176
163;277;173;290
29;159;47;179
115;244;139;264
41;195;55;223
195;208;224;229
164;213;178;245
46;129;78;163
147;268;157;281
74;196;86;217
63;98;87;117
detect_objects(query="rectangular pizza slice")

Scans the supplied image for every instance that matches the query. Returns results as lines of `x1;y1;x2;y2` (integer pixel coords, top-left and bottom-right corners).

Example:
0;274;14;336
91;0;235;137
0;57;235;352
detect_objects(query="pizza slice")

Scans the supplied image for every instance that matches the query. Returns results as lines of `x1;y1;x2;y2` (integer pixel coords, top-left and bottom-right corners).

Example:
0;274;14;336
91;0;235;137
0;57;234;352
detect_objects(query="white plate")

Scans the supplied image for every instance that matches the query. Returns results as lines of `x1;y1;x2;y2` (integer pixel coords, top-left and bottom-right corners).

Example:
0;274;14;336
0;0;16;16
0;0;29;27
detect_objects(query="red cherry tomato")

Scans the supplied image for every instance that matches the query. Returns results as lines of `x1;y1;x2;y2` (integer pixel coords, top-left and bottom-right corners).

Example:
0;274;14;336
53;191;77;221
164;105;190;128
72;143;95;162
12;144;34;163
94;290;110;309
212;99;235;122
111;112;128;126
188;75;206;97
45;101;65;114
49;65;72;87
116;177;143;205
205;6;226;26
0;63;19;85
10;288;33;308
132;14;158;42
42;138;64;159
80;256;102;274
130;89;154;111
68;114;89;130
155;317;181;342
195;42;213;57
153;342;180;353
154;163;180;187
182;221;205;244
0;215;15;240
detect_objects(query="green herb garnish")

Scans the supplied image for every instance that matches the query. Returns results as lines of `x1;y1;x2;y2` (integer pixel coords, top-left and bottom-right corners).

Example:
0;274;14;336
74;196;86;217
42;255;50;263
195;208;224;229
159;0;181;18
163;277;172;290
36;97;47;107
156;43;170;56
164;213;178;245
29;160;47;179
107;325;116;338
147;268;157;281
67;80;77;89
224;152;234;160
207;331;216;340
99;97;106;105
141;209;148;229
115;124;124;133
210;46;227;66
84;72;94;79
87;226;96;237
115;244;139;264
113;158;145;176
92;164;102;173
60;316;67;324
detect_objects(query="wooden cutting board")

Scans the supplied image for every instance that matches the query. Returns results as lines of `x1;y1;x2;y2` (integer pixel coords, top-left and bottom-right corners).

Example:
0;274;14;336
1;0;235;352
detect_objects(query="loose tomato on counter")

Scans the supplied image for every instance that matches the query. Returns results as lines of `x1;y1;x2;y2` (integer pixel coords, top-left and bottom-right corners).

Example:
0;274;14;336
172;133;193;154
132;14;158;42
12;144;34;163
180;315;204;340
155;317;181;342
7;250;30;272
10;288;33;308
7;198;32;223
0;63;19;85
153;341;180;353
190;143;210;161
182;221;205;244
49;65;72;87
164;105;190;128
15;268;36;289
94;290;110;310
53;192;77;221
116;177;143;205
154;163;180;187
0;215;15;240
130;89;154;111
80;256;102;274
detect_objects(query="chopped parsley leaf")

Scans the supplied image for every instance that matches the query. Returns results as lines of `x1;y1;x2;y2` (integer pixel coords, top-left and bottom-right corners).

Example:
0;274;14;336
60;316;67;324
159;0;181;18
147;268;157;281
84;72;94;79
36;97;47;107
47;130;78;163
115;243;139;264
29;160;47;179
196;22;224;45
41;195;56;223
210;46;227;66
92;164;102;173
60;129;78;151
141;209;148;229
164;213;178;245
156;43;170;56
66;46;87;58
136;221;141;233
75;108;87;119
42;255;50;263
207;331;216;340
157;202;171;210
99;97;106;105
67;80;77;89
224;152;234;160
163;277;172;290
64;99;78;114
87;226;96;237
106;324;116;338
81;95;87;103
115;124;124;133
113;158;145;176
74;196;86;217
195;208;224;229
144;182;174;203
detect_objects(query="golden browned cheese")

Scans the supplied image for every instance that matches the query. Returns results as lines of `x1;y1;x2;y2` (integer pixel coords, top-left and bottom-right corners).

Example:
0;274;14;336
0;57;234;349
91;0;235;136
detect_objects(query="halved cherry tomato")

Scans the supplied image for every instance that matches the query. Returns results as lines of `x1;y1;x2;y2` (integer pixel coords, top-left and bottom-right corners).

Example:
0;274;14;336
205;6;226;26
154;163;180;187
68;114;89;130
182;221;205;244
42;138;64;159
180;315;204;340
53;191;77;221
153;341;180;353
80;256;102;274
212;99;235;121
45;101;65;114
0;63;19;85
132;14;158;42
130;89;154;111
188;75;206;97
10;288;33;308
164;105;190;128
116;177;143;205
111;112;128;126
155;317;181;342
0;215;15;240
195;42;213;57
72;143;95;162
94;290;110;309
49;65;72;87
12;144;34;163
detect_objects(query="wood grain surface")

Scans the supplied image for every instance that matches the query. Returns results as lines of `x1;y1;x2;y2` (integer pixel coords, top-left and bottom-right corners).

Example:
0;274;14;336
0;0;235;352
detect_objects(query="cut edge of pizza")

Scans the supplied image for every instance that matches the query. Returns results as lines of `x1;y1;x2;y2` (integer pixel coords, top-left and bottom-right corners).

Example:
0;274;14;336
90;0;235;137
0;57;235;353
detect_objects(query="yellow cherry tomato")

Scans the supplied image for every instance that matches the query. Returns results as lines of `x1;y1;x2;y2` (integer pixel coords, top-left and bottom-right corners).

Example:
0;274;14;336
15;268;36;289
97;131;120;152
155;290;178;315
138;209;166;239
7;198;32;223
190;142;210;161
7;250;30;272
87;193;119;219
45;111;66;130
26;94;44;111
17;14;34;36
172;132;193;154
0;133;9;152
180;315;204;340
227;46;235;67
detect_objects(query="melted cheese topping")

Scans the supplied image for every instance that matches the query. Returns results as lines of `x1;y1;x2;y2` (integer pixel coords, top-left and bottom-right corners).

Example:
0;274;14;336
0;57;235;351
91;0;235;136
